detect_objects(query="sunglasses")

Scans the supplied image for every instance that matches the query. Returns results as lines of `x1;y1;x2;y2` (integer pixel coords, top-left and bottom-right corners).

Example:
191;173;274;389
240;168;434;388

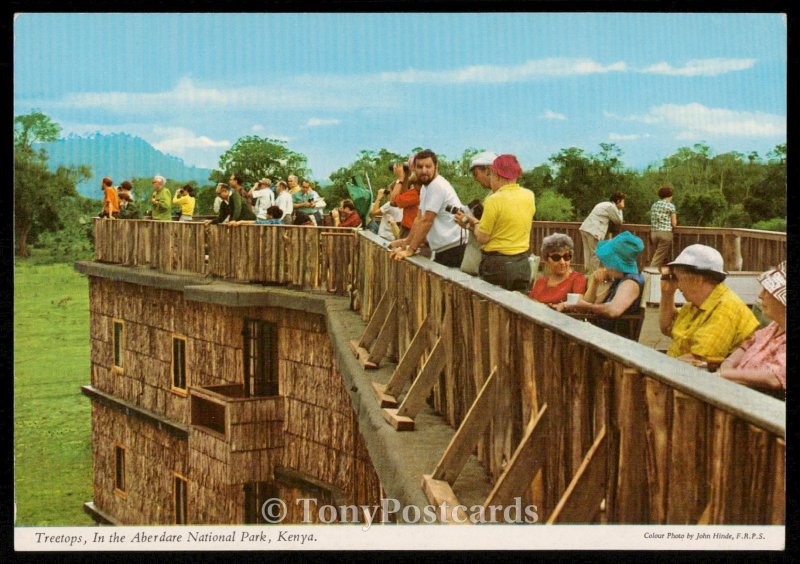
548;253;572;262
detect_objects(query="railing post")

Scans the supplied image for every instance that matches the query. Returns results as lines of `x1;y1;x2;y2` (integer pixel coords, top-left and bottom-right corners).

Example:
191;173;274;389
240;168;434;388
721;232;743;271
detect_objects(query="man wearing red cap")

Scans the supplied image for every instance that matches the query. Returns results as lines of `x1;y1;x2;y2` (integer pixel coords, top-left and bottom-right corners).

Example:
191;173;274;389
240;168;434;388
456;154;536;292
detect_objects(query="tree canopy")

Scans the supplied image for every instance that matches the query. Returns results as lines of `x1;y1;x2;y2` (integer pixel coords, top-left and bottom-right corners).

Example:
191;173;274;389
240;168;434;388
211;136;311;188
14;113;786;263
14;111;92;257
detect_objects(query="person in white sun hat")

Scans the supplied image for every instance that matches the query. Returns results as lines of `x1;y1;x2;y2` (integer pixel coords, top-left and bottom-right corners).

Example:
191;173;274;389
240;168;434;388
659;244;760;362
468;151;499;190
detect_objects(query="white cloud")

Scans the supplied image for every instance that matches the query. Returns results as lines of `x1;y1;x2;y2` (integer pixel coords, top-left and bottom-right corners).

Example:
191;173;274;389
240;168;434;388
612;103;785;139
151;126;230;153
251;124;264;132
379;58;627;84
608;133;649;141
48;76;396;114
541;110;567;121
304;118;341;128
640;58;756;77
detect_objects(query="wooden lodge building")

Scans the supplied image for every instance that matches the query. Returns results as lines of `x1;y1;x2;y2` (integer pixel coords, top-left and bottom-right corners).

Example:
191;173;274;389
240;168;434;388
77;219;786;526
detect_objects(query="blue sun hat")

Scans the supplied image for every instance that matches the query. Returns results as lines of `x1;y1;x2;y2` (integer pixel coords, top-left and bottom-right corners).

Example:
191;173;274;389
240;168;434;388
596;231;644;274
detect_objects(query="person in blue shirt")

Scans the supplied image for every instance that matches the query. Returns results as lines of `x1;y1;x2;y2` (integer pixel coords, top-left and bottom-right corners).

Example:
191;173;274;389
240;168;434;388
256;205;286;225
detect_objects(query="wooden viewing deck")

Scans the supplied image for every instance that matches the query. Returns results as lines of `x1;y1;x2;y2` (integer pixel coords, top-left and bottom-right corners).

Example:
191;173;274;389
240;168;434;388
90;219;786;525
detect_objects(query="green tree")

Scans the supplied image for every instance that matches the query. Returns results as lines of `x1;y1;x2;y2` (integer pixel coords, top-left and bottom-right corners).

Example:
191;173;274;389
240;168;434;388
14;109;61;148
680;191;727;227
519;164;554;195
534;190;574;221
751;217;786;232
213;136;310;188
328;149;406;208
14;111;91;257
194;184;219;216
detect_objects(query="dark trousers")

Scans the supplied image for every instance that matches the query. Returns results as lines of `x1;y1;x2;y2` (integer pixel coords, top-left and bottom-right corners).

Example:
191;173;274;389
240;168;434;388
434;244;466;268
479;253;531;292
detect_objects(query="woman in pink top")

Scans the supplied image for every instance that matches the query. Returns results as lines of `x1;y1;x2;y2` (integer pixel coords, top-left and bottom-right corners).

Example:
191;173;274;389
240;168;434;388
719;261;786;391
529;233;587;305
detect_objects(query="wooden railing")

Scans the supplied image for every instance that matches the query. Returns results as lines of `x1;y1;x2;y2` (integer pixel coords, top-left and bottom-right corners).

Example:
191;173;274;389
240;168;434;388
206;224;358;294
94;219;358;295
94;219;208;274
93;219;785;523
530;221;786;272
356;230;784;524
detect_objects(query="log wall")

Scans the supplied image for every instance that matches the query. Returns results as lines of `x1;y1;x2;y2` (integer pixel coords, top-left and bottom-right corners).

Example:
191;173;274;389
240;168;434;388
91;402;188;525
357;232;785;524
87;275;382;524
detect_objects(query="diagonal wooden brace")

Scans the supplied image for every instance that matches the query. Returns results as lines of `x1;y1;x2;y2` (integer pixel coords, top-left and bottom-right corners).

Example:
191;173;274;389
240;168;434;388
433;366;498;484
483;403;548;510
546;425;608;524
372;314;433;408
364;300;397;368
421;367;499;520
349;289;392;357
383;337;445;431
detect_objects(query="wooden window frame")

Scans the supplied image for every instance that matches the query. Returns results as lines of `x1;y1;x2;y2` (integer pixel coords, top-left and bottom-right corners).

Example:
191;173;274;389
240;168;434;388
170;334;188;396
243;319;279;398
112;318;125;374
243;481;279;524
173;472;189;525
114;443;127;498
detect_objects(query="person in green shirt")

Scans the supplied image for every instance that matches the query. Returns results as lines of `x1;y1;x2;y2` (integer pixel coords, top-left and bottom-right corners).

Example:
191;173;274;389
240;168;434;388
149;175;173;221
206;183;256;224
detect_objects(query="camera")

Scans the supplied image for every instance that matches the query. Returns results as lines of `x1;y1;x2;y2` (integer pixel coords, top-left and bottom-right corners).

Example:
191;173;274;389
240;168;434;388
660;266;675;281
467;199;484;220
444;204;461;214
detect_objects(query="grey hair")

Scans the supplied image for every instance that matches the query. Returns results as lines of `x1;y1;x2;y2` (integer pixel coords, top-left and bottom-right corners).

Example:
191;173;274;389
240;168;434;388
153;175;166;185
541;233;574;257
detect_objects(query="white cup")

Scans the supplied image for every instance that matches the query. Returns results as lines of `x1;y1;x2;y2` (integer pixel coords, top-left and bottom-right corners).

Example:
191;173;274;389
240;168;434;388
566;293;580;305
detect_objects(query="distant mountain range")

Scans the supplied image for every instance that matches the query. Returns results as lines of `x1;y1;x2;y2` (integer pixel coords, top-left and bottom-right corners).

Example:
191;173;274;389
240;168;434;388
36;132;215;198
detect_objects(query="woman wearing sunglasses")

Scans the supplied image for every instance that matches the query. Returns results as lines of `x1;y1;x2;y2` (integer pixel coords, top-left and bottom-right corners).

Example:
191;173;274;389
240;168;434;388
528;233;587;305
555;231;645;329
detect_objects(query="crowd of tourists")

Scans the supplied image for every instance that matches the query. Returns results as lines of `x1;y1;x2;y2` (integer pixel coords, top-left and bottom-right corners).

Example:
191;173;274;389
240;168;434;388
383;148;784;395
97;173;362;227
97;149;785;395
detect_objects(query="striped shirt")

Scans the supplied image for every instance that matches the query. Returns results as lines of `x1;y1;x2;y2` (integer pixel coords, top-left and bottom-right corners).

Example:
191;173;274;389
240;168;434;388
650;199;676;232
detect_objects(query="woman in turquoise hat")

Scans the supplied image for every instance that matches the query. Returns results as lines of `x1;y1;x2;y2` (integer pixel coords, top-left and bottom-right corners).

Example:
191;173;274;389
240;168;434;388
556;231;645;328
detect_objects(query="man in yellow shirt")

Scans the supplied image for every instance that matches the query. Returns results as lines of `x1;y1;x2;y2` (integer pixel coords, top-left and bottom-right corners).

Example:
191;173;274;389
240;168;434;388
457;154;535;292
659;244;759;361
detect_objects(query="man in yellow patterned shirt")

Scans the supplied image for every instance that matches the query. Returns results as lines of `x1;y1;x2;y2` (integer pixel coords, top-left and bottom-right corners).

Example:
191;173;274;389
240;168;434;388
659;244;759;361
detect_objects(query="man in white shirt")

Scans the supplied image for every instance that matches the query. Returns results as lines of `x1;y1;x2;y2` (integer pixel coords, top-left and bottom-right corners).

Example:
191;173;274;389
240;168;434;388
274;181;294;224
579;192;625;272
250;178;275;221
389;149;466;267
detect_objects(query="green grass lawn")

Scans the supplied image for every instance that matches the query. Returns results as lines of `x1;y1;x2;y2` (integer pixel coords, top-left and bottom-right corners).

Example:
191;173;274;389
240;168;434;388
14;258;94;525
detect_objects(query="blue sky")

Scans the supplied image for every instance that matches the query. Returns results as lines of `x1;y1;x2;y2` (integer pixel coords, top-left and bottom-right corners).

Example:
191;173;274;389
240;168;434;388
14;13;787;181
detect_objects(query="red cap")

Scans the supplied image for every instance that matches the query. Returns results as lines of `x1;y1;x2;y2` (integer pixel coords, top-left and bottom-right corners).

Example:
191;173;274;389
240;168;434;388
491;154;522;179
